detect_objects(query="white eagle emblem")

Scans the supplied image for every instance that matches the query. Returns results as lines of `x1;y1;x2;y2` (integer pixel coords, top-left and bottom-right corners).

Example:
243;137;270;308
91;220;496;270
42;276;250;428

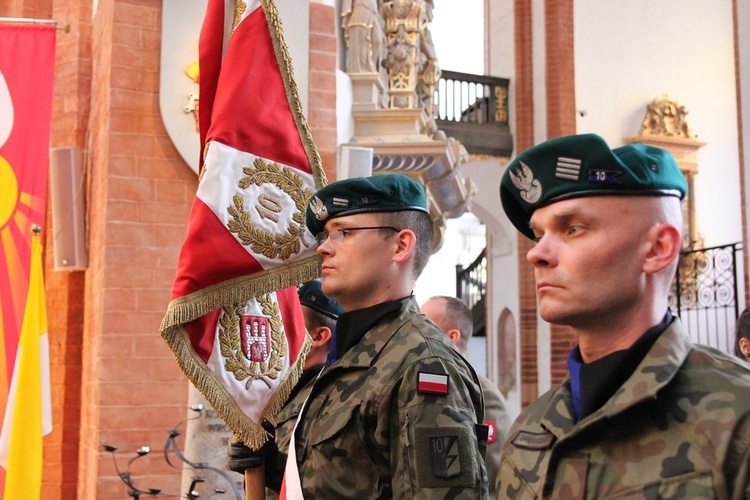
309;196;329;221
509;161;542;204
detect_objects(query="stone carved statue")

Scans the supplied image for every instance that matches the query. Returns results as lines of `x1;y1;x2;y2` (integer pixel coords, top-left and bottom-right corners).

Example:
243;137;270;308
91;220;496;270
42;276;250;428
342;0;385;74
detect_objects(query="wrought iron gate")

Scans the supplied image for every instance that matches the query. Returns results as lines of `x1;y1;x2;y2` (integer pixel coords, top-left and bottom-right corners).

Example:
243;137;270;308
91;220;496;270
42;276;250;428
669;242;743;354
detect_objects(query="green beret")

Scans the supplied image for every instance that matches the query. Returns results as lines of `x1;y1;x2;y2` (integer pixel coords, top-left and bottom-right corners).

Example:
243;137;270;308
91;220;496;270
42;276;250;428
500;133;687;240
306;174;428;235
297;279;344;319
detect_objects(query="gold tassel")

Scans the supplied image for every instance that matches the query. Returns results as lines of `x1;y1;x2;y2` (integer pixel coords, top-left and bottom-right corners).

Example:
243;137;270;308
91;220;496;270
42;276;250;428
260;0;327;190
160;255;322;332
162;324;313;449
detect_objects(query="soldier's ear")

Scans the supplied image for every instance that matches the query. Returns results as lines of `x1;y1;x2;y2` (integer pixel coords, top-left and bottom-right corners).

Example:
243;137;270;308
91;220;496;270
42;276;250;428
447;329;461;345
310;326;332;348
740;338;750;358
392;228;416;264
642;223;681;275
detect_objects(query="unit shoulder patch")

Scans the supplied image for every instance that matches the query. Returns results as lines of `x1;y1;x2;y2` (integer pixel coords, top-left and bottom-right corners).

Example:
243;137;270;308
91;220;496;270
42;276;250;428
414;426;477;488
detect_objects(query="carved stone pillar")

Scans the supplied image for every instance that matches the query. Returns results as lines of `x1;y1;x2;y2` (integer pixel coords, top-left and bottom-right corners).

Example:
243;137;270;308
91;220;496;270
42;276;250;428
349;72;388;111
625;95;706;249
382;0;425;109
343;0;473;251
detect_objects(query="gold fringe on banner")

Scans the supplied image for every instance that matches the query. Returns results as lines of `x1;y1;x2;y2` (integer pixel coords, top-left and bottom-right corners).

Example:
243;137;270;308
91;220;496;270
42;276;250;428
162;323;312;449
160;255;322;332
260;0;327;190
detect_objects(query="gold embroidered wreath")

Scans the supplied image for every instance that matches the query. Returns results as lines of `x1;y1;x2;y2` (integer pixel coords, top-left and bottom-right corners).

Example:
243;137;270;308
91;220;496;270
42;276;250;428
227;157;314;260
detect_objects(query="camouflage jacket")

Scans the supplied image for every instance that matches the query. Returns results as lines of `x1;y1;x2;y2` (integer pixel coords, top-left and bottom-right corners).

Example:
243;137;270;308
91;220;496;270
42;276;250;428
496;318;750;499
293;297;489;498
265;367;321;500
479;375;512;499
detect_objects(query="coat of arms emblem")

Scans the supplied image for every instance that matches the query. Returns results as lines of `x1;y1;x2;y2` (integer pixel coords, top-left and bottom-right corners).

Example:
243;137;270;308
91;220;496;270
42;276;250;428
241;316;271;362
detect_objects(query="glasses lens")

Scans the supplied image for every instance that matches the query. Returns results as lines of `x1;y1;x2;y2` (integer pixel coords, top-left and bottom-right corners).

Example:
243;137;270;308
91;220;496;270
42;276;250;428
315;231;329;246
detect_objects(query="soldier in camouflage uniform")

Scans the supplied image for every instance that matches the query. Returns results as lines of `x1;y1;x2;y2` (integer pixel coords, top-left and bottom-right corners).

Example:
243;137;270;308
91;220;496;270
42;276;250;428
285;174;488;498
421;295;513;500
271;280;342;465
497;134;750;499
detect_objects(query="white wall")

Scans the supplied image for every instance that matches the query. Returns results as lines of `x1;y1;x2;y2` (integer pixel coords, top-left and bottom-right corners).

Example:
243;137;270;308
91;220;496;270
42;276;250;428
740;0;750;291
574;0;741;248
452;157;523;418
431;0;485;74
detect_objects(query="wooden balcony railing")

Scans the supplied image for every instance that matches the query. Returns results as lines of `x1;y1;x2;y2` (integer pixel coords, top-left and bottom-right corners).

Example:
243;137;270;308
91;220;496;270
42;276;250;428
435;70;513;157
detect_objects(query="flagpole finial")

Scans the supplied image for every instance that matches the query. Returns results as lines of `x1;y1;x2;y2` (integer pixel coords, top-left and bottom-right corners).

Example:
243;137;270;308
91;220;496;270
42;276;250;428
31;224;41;236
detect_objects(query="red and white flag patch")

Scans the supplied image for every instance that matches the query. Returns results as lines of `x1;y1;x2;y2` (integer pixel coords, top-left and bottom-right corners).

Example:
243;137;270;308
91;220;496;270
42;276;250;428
486;420;497;444
418;372;450;395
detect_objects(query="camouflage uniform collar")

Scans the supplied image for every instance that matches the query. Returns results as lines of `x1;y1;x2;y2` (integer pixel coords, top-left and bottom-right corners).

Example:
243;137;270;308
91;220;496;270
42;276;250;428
331;296;412;364
538;317;693;440
602;317;693;416
568;312;671;422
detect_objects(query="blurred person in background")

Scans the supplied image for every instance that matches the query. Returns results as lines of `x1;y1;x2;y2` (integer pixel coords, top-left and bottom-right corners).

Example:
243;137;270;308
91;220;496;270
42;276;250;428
421;295;512;499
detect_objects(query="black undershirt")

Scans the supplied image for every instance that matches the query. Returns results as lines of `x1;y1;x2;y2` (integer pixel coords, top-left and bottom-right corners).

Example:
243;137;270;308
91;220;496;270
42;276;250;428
328;297;408;363
567;311;674;422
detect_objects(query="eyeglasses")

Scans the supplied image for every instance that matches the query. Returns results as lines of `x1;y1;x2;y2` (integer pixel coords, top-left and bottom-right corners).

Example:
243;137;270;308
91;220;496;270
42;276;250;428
315;226;401;246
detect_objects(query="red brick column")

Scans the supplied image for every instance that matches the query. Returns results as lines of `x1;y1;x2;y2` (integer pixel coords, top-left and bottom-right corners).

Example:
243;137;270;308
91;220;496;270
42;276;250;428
75;1;192;497
544;0;576;139
45;0;92;497
514;0;539;407
544;0;577;384
308;3;338;183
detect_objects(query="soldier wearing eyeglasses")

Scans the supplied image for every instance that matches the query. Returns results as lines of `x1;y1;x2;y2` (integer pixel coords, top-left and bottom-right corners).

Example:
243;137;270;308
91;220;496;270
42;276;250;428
259;174;489;498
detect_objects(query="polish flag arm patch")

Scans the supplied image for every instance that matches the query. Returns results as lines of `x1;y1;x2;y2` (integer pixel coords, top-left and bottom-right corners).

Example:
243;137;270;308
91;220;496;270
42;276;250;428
417;372;450;395
485;420;496;443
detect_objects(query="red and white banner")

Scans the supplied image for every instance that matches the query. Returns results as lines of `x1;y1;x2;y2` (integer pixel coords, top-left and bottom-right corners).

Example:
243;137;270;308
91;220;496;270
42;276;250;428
0;23;55;476
160;0;326;449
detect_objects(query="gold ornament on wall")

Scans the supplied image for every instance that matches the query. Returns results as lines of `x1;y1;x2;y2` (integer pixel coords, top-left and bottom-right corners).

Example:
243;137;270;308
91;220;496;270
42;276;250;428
639;94;696;139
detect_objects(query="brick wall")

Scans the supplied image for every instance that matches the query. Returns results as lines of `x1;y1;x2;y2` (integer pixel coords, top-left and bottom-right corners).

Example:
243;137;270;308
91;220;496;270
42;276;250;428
543;0;577;385
76;0;194;497
308;3;338;183
513;0;539;407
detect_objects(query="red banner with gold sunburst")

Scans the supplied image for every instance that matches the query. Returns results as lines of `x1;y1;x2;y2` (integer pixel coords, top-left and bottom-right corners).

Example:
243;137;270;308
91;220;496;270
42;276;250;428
0;24;56;444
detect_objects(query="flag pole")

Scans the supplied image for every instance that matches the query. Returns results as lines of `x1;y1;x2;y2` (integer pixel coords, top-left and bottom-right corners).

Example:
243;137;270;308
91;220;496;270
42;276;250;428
245;466;264;500
0;17;70;32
